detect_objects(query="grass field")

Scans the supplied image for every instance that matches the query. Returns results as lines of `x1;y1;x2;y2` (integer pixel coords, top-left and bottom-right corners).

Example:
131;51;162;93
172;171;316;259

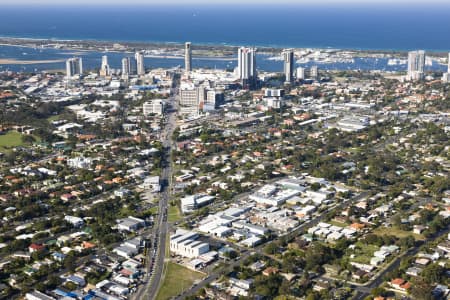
0;131;25;151
329;220;348;227
47;115;61;122
168;205;182;223
350;243;379;264
373;227;425;240
155;262;204;300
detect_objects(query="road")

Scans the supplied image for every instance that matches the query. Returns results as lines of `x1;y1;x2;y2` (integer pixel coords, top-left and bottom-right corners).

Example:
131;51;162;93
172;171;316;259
351;226;450;300
133;78;179;300
175;191;370;299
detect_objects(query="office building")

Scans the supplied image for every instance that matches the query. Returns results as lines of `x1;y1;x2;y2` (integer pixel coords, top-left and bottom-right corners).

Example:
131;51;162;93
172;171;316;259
66;57;83;78
204;89;225;111
185;42;192;73
179;84;203;116
170;229;210;258
310;65;318;80
238;47;257;89
296;67;306;80
99;55;110;77
407;50;425;81
283;49;294;83
181;194;215;214
143;99;165;116
135;51;145;76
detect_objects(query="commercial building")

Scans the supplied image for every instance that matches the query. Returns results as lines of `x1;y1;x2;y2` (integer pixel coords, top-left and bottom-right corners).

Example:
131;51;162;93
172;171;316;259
179;84;203;116
238;47;257;89
66;57;83;78
116;216;146;232
204;89;225;111
407;50;425;81
170;229;209;258
283;49;294;83
185;42;192;73
143;99;165;116
181;194;215;213
26;290;55;300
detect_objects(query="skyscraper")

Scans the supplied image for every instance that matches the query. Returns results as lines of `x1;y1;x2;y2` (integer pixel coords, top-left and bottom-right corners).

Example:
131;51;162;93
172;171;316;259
448;52;450;73
442;53;450;83
407;50;425;81
66;57;83;78
185;42;192;73
135;51;145;76
310;65;318;80
122;57;137;78
238;47;257;89
100;55;110;77
283;49;294;83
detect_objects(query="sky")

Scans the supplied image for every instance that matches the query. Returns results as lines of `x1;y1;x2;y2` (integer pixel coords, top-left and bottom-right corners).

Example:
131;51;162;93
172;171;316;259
0;0;448;5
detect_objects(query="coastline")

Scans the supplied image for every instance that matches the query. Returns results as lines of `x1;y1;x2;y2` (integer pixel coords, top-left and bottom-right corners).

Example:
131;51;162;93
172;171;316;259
0;36;421;57
0;58;65;65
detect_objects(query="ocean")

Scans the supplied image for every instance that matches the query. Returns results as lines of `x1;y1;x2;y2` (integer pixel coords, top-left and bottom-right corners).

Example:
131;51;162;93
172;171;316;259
0;4;449;73
0;4;449;51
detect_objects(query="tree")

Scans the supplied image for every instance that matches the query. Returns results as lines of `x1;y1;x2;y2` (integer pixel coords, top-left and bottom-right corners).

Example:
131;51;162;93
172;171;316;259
409;278;433;300
421;263;446;284
21;134;36;144
64;254;76;272
264;242;278;255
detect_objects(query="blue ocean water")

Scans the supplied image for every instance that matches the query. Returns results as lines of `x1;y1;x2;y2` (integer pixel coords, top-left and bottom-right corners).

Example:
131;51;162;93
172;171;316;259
0;5;449;51
0;44;448;73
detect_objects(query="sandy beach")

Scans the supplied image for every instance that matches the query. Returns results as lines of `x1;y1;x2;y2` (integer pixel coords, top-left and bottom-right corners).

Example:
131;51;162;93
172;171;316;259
0;58;65;65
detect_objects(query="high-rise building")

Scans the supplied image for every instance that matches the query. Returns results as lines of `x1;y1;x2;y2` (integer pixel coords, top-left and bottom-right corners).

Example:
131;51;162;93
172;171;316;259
135;51;145;76
122;57;138;78
66;57;83;78
179;84;202;116
204;89;225;111
310;65;318;80
407;50;425;81
122;57;130;78
100;55;110;76
238;47;257;89
296;67;305;80
448;52;450;73
283;49;294;83
442;53;450;83
185;42;192;73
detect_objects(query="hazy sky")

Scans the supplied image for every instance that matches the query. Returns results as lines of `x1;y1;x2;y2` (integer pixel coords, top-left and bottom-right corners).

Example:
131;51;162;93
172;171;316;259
0;0;448;5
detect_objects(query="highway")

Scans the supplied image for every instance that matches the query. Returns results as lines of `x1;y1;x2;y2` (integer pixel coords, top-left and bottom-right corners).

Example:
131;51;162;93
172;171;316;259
133;78;179;300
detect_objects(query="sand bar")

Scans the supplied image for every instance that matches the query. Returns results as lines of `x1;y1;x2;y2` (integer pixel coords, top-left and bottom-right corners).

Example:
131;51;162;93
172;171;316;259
0;58;65;65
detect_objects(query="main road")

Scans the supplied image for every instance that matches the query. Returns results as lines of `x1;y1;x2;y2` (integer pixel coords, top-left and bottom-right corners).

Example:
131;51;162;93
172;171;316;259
133;75;179;300
176;191;370;299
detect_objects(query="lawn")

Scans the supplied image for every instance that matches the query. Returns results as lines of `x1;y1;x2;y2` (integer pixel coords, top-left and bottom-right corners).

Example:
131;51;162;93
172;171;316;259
329;220;348;227
47;114;61;122
348;242;379;264
168;205;182;223
155;262;204;300
373;227;425;241
0;131;25;151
